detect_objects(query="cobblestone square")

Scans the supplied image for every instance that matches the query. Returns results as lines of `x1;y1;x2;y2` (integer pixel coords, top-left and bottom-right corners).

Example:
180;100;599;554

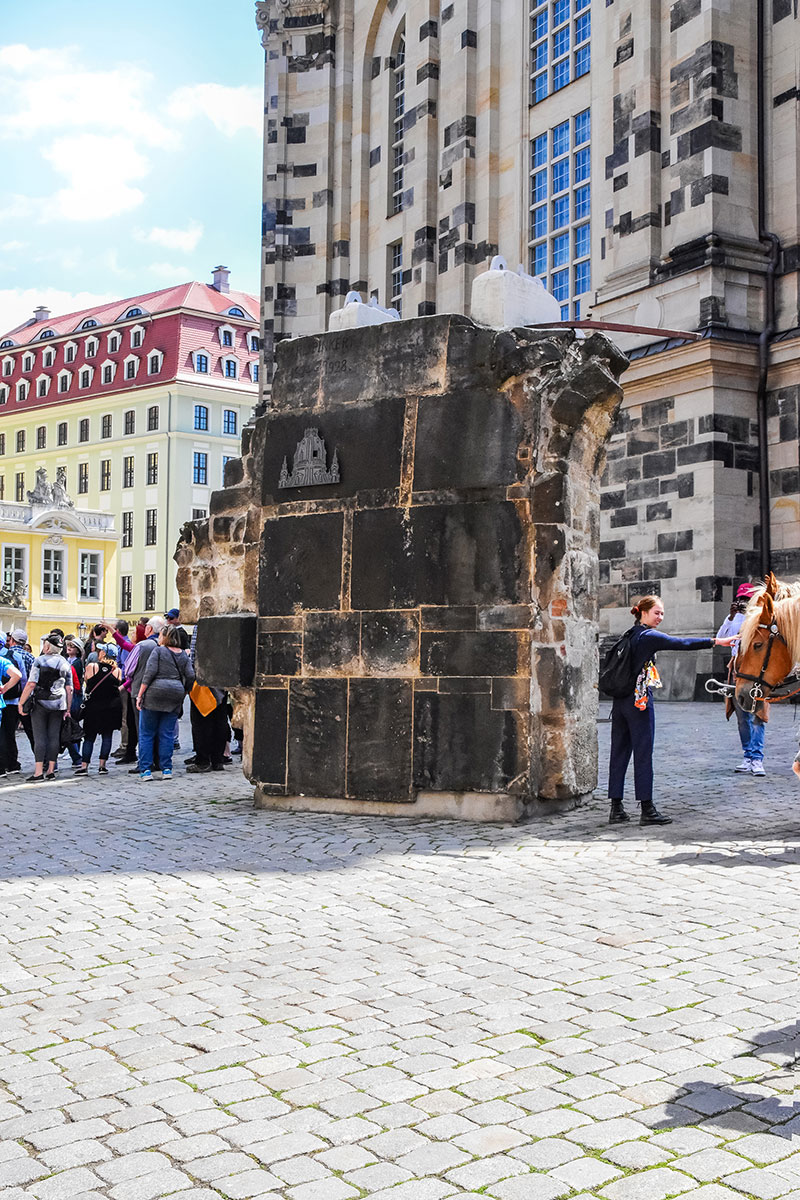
0;702;797;1199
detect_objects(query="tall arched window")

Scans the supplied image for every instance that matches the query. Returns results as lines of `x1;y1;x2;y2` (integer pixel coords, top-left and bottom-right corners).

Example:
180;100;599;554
390;34;406;215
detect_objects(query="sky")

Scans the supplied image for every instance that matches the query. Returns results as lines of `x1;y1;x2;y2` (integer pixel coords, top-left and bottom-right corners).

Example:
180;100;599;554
0;0;264;335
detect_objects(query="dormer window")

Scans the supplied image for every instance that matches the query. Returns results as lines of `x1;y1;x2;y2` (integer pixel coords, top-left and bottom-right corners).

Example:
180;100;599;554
80;318;98;330
130;324;145;349
16;381;28;402
100;359;116;384
43;349;54;368
1;357;13;377
0;386;7;405
0;340;13;349
108;332;121;353
250;335;260;352
123;355;139;380
36;375;50;398
227;307;245;318
64;341;77;364
224;358;237;379
57;370;72;394
148;351;163;375
22;354;33;372
79;367;94;389
39;330;55;340
192;348;210;373
218;324;236;348
250;362;259;383
125;307;143;319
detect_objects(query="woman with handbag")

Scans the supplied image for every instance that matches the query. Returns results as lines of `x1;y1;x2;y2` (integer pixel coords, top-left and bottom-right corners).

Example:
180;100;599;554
75;644;122;775
64;636;85;767
18;634;73;782
136;626;195;781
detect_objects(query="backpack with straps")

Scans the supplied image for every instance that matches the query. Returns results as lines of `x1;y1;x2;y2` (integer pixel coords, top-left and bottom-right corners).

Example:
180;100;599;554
1;648;26;702
599;627;640;698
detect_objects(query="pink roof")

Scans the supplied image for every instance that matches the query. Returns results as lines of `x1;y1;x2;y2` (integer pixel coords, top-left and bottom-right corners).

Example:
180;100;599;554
1;281;259;345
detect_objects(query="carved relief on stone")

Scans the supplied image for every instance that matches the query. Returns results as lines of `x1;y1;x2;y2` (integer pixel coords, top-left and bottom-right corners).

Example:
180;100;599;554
255;0;330;46
279;427;340;488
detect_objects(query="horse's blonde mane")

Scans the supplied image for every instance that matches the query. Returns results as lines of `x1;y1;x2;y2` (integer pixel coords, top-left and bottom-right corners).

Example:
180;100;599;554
739;579;800;662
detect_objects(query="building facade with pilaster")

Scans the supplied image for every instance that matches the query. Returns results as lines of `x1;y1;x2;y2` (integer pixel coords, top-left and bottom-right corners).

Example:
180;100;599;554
256;0;800;694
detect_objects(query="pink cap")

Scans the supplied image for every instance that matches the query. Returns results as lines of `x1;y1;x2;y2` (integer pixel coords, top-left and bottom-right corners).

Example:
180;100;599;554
736;583;756;598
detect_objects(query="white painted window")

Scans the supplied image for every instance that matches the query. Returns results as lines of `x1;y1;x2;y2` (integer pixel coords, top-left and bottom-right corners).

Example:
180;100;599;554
100;359;116;385
78;550;102;601
85;337;99;358
123;354;139;380
22;354;33;372
57;370;72;394
35;374;50;398
42;547;65;598
63;341;78;363
130;324;146;348
218;324;236;348
2;544;27;593
2;356;14;377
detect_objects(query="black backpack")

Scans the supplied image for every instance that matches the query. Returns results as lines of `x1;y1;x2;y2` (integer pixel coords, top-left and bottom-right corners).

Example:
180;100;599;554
599;627;640;698
33;663;62;702
1;649;25;702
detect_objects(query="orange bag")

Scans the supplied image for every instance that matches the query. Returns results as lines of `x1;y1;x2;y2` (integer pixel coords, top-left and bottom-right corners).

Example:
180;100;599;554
190;682;218;717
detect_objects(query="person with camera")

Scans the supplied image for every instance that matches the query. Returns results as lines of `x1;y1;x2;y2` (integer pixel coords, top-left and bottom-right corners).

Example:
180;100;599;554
18;634;72;782
75;642;122;775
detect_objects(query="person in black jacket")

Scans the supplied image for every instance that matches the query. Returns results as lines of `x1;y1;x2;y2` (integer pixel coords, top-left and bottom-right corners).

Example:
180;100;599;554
608;595;735;826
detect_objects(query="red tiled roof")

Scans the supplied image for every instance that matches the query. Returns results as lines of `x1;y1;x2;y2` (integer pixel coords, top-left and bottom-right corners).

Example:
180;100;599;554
1;282;259;345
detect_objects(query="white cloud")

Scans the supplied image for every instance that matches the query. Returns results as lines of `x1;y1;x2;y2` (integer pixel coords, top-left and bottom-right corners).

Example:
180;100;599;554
0;287;116;338
0;45;176;149
0;240;27;253
136;222;204;254
42;135;150;221
146;262;191;280
167;84;261;136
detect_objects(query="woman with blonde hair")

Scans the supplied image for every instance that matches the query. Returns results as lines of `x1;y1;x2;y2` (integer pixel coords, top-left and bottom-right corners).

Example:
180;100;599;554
607;595;735;826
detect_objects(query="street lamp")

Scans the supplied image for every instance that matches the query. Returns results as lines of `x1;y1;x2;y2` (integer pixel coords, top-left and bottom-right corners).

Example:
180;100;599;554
77;621;87;638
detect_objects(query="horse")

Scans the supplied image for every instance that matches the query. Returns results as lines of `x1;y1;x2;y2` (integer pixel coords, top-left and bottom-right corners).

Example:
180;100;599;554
734;572;800;719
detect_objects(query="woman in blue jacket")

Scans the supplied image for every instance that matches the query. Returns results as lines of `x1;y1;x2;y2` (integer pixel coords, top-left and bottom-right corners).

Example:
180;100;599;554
609;595;735;826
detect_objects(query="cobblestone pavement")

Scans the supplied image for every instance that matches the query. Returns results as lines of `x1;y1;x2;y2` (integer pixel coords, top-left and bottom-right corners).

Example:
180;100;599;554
0;701;798;1200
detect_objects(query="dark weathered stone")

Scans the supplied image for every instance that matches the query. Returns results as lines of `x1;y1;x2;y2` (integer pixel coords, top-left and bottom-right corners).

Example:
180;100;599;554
196;614;257;688
348;679;413;799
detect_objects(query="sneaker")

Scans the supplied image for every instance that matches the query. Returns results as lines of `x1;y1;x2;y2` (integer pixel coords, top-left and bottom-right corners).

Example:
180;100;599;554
734;759;752;773
161;768;173;780
128;766;141;774
98;766;109;775
186;763;211;773
184;755;197;765
751;762;766;777
8;765;21;774
140;770;152;781
74;765;88;775
26;774;44;782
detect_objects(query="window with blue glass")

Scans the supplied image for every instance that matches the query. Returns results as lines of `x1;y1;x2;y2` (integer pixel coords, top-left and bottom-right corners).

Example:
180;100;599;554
575;43;590;76
553;0;569;23
530;1;591;105
553;27;569;58
575;12;590;41
528;106;591;319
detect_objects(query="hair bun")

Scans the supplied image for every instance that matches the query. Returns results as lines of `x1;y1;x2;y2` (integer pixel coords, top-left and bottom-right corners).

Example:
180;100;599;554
630;604;640;616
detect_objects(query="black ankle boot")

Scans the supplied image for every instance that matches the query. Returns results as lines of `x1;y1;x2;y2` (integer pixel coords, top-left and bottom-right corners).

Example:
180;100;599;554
609;799;630;824
639;801;673;826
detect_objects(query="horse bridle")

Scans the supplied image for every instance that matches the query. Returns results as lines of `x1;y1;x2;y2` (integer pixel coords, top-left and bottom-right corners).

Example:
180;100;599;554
733;619;794;711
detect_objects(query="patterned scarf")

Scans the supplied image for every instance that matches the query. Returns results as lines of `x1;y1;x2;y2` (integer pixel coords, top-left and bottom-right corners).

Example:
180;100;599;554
634;660;662;710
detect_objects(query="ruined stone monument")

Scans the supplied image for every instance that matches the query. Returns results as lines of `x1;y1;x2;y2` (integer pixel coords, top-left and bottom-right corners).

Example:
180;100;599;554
176;314;627;820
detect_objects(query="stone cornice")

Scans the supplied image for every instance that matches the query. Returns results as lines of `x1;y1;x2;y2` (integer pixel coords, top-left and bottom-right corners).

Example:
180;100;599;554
255;0;329;46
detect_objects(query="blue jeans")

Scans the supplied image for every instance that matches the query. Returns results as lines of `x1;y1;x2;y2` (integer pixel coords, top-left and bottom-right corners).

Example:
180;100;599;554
81;733;113;765
138;708;178;773
735;703;765;763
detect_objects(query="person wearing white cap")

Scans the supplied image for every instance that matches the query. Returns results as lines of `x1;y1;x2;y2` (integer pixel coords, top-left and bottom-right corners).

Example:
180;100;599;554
717;583;766;776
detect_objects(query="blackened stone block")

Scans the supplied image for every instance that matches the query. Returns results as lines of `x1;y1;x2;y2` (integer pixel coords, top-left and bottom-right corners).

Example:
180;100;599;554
610;508;638;527
478;605;531;630
600;539;626;559
677;441;734;467
534;646;584;711
351;503;522;609
420;631;524;677
252;688;289;787
627;430;659;455
414;392;524;490
258;632;302;677
642;450;676;478
439;677;491;693
303;612;361;673
348;680;413;799
641;398;675;427
260;398;406;504
287;679;347;797
647;502;672;521
361;611;419;673
195;614;257;688
261;513;343;614
413;692;523;792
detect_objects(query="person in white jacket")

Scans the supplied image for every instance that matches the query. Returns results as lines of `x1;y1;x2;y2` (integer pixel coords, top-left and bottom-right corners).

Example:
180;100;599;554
718;584;765;776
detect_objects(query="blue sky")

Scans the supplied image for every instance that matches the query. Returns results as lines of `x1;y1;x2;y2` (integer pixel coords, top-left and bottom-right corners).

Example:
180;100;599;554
0;0;263;333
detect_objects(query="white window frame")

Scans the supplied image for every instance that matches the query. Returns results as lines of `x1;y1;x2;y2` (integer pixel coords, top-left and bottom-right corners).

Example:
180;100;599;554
2;356;14;377
2;543;28;595
248;361;259;382
84;336;99;358
218;323;236;348
222;355;239;380
63;340;78;364
78;365;94;389
22;353;34;373
43;349;55;368
129;324;146;349
147;349;163;375
100;359;117;385
41;545;66;599
0;386;8;406
16;381;28;402
192;347;211;373
107;332;121;353
249;334;260;352
57;370;72;394
78;548;103;602
123;354;140;380
35;374;50;398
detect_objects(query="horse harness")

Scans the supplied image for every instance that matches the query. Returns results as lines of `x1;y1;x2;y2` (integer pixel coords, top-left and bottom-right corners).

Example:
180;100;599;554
733;619;800;710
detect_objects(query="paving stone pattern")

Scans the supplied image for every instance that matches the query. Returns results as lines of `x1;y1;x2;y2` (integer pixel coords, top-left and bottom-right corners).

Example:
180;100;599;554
0;702;798;1200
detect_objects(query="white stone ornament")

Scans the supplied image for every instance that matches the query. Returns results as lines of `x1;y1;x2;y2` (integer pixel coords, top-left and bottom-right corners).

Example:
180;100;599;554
471;255;563;329
327;292;401;332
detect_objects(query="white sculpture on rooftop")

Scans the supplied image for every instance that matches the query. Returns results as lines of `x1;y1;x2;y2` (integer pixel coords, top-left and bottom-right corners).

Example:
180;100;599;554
328;292;401;332
471;255;562;329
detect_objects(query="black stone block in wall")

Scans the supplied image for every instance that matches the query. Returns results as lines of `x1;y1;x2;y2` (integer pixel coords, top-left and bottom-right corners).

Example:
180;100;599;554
261;399;406;504
641;398;674;427
287;679;347;797
196;614;257;688
361;611;419;673
626;479;660;502
642;450;676;478
627;430;659;455
261;512;343;615
420;631;522;677
610;508;638;527
258;632;302;677
677;441;733;467
348;680;413;799
735;445;759;471
303;613;361;672
601;489;626;510
647;502;672;521
413;692;522;793
660;420;691;448
351;503;522;610
252;688;289;786
414;392;524;490
600;539;626;559
644;558;678;579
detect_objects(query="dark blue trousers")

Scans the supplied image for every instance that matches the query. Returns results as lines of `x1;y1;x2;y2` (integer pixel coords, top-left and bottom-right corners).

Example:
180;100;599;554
608;693;655;805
